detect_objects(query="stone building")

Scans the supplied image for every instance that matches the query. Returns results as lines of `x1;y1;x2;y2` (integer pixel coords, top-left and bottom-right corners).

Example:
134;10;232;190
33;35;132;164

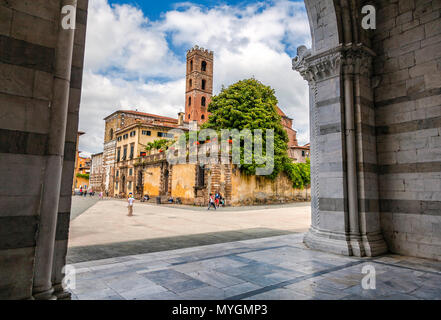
113;117;187;197
102;110;182;196
0;0;440;300
90;152;104;192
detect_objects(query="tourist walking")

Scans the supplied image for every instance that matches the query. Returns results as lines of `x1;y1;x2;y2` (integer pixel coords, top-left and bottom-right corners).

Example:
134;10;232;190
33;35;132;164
207;194;216;210
127;193;134;216
215;192;220;208
99;191;103;200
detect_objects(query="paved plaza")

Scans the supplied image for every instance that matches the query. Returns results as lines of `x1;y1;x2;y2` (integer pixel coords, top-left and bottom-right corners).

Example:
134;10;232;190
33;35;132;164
69;233;441;300
67;200;310;263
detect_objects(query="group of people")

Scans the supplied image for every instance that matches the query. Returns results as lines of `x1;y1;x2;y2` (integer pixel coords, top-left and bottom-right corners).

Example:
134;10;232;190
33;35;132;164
125;191;225;216
208;192;224;210
79;187;94;197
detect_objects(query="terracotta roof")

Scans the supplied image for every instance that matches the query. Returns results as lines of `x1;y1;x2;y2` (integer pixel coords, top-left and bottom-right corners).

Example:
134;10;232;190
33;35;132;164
105;110;178;123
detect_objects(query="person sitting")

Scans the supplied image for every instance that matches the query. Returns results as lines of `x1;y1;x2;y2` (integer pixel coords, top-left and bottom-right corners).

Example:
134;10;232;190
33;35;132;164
142;194;150;202
168;197;174;203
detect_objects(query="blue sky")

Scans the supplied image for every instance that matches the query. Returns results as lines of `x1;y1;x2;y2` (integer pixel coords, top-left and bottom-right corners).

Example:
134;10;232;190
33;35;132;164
79;0;311;154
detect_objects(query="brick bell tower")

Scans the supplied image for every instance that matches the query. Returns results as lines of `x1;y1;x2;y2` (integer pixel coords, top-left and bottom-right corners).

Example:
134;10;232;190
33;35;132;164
185;45;214;125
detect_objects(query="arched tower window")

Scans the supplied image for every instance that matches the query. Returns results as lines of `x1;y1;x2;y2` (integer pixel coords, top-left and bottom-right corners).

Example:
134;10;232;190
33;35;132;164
201;61;207;72
188;97;191;106
189;79;192;88
201;96;206;106
109;128;114;140
190;60;193;71
202;79;206;90
201;114;205;120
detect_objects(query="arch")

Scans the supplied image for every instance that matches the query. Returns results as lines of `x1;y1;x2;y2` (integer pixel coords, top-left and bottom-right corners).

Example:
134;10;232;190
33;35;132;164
109;128;114;140
201;96;206;106
201;114;205;120
201;60;207;71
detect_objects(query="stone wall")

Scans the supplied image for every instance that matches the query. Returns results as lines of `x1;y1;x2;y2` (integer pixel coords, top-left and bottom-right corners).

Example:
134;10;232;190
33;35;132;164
373;0;441;260
231;171;310;206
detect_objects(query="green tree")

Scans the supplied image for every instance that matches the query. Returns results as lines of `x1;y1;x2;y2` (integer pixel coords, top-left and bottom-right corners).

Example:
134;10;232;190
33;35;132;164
202;78;310;188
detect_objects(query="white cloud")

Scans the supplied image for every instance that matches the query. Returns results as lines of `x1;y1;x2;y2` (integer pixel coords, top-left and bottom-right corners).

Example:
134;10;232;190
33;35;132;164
79;0;311;153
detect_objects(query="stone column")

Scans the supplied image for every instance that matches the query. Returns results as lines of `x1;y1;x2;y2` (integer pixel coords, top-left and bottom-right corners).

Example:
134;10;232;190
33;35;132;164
32;0;76;300
292;44;387;257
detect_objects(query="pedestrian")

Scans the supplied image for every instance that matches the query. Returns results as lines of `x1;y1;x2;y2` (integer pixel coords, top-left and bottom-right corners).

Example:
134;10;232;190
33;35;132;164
207;194;216;210
106;190;109;198
215;192;220;208
79;187;82;196
127;193;134;216
83;189;87;197
99;191;103;200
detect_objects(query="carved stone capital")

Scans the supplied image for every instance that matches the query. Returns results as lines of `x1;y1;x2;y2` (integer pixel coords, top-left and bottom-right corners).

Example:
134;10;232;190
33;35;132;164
293;45;375;82
343;46;374;77
293;46;342;83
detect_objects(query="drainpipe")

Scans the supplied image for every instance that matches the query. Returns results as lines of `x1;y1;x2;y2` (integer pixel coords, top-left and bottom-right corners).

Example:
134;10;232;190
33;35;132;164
32;0;76;300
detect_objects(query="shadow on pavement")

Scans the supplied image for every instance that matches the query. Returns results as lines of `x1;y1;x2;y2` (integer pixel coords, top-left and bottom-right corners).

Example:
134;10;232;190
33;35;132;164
67;228;301;264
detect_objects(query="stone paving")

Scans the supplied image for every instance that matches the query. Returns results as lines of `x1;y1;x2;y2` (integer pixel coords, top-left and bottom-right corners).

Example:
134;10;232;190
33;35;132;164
69;233;441;300
67;200;310;263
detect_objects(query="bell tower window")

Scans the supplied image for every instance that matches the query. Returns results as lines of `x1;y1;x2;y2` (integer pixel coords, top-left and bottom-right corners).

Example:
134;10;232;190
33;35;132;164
201;61;207;72
190;60;193;71
201;96;206;106
188;97;191;106
202;79;206;90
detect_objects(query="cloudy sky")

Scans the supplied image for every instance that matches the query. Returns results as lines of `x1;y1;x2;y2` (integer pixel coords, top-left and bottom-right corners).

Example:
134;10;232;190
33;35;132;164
78;0;311;155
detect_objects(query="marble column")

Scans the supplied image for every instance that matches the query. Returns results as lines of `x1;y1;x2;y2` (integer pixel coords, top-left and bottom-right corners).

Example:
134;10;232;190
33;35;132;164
32;0;77;300
292;44;387;257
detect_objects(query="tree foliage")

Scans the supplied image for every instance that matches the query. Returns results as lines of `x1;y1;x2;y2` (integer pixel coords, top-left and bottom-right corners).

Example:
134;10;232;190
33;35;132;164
145;139;172;152
203;78;310;189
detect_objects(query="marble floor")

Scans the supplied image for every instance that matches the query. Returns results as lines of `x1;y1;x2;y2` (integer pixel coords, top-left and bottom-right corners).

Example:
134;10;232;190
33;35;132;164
69;233;441;300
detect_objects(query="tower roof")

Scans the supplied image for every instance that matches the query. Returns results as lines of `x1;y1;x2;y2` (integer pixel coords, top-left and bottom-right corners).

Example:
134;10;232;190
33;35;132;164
187;45;214;59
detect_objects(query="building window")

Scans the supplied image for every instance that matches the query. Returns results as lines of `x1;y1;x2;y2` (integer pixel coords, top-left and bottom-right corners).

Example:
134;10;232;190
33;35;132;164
190;60;193;71
128;181;132;190
116;182;118;189
201;61;207;71
188;114;191;119
123;145;127;160
117;136;122;142
189;79;192;88
302;150;305;157
201;96;206;106
130;144;134;159
117;148;121;162
142;130;151;136
202;79;206;90
123;134;128;140
188;97;191;106
129;168;133;176
201;114;205;120
130;131;136;137
116;170;119;177
109;128;114;140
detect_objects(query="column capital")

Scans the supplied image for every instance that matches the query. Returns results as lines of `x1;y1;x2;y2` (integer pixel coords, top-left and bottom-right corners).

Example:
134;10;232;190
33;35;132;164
293;44;376;82
292;45;342;83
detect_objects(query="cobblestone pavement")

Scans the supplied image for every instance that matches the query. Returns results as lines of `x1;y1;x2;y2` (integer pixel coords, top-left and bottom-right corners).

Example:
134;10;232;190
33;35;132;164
69;234;441;300
68;200;310;263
